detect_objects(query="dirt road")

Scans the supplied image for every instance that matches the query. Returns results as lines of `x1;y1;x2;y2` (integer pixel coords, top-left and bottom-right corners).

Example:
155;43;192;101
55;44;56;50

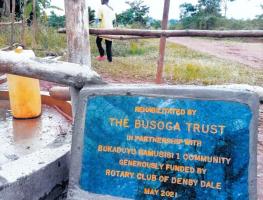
168;37;263;69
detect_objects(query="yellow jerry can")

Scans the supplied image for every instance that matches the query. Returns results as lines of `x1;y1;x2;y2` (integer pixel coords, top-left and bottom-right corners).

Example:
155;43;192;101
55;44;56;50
7;47;41;119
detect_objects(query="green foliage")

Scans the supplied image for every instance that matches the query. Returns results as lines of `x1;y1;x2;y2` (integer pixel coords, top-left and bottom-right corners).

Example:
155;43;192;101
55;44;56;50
168;19;178;29
256;5;263;20
222;0;235;17
197;0;221;16
129;41;145;55
0;26;10;46
24;0;51;18
47;7;95;28
35;26;67;55
148;18;161;29
91;38;262;86
88;6;96;25
0;0;26;18
48;11;65;28
177;15;263;30
180;3;197;19
178;0;223;29
1;29;262;86
0;25;67;56
116;0;149;27
215;17;263;30
176;0;263;30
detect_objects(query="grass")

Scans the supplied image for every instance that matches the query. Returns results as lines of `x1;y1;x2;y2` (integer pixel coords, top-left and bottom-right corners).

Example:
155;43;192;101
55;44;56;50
0;26;67;57
0;28;262;86
90;36;263;85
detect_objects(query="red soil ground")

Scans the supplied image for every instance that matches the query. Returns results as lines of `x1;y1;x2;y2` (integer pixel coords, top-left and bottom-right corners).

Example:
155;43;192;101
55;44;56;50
168;37;263;69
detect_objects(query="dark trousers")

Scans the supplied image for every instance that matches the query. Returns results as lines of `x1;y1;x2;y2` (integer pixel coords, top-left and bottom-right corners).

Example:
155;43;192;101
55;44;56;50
96;36;112;62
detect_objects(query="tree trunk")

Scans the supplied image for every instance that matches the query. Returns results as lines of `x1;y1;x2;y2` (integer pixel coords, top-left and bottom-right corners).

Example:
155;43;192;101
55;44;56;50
223;0;228;17
64;0;91;66
21;0;26;45
64;0;92;117
10;0;15;46
32;0;37;48
4;0;10;16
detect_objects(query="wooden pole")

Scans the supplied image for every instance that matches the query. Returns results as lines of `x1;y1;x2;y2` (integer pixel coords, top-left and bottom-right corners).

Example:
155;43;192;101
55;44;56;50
4;0;11;16
58;28;263;38
10;0;16;46
156;0;170;84
32;0;37;48
0;21;22;26
21;0;26;46
0;51;103;88
64;0;92;116
223;0;227;17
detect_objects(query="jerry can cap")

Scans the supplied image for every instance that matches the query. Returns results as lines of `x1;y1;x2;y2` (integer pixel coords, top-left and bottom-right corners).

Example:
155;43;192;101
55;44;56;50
14;46;23;54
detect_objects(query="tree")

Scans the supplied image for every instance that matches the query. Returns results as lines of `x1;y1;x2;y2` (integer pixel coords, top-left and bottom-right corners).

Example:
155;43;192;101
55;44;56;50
256;5;263;19
221;0;235;17
23;0;51;25
0;0;24;19
117;0;149;27
147;17;161;29
179;0;223;29
168;19;178;29
180;3;197;19
48;7;95;28
24;0;51;17
197;0;221;16
48;11;65;28
88;6;95;24
0;0;10;17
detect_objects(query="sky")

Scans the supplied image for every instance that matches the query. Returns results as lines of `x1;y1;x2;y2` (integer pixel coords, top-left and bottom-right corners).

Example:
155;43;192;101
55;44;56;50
49;0;263;20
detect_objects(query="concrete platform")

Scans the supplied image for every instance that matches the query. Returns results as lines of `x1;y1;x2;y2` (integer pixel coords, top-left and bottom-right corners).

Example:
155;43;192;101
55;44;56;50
0;91;72;200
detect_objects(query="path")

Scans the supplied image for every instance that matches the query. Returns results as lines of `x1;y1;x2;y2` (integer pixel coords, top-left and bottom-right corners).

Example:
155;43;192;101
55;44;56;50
168;37;263;69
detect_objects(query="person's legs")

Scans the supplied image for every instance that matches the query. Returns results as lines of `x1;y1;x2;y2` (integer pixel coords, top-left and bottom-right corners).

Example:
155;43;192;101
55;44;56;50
105;39;113;62
96;36;105;57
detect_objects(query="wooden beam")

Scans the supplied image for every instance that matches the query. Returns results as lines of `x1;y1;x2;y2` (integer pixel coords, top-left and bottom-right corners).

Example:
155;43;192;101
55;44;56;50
58;28;263;38
156;0;170;84
21;0;26;45
32;0;37;47
98;35;158;40
0;21;22;26
0;51;104;88
10;0;16;46
4;0;10;16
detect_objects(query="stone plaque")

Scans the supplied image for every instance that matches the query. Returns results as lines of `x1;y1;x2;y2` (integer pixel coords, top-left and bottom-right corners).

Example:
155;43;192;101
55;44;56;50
68;85;258;200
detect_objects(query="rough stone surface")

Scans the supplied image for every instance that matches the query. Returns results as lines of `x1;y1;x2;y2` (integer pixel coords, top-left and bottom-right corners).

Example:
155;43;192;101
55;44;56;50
258;105;263;199
210;84;263;102
0;102;72;200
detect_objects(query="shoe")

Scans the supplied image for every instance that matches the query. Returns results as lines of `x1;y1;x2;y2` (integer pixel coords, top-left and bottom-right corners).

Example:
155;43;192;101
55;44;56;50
96;56;106;61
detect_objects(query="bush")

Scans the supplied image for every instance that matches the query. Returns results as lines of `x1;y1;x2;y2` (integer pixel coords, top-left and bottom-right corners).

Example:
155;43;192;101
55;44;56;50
48;11;65;28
